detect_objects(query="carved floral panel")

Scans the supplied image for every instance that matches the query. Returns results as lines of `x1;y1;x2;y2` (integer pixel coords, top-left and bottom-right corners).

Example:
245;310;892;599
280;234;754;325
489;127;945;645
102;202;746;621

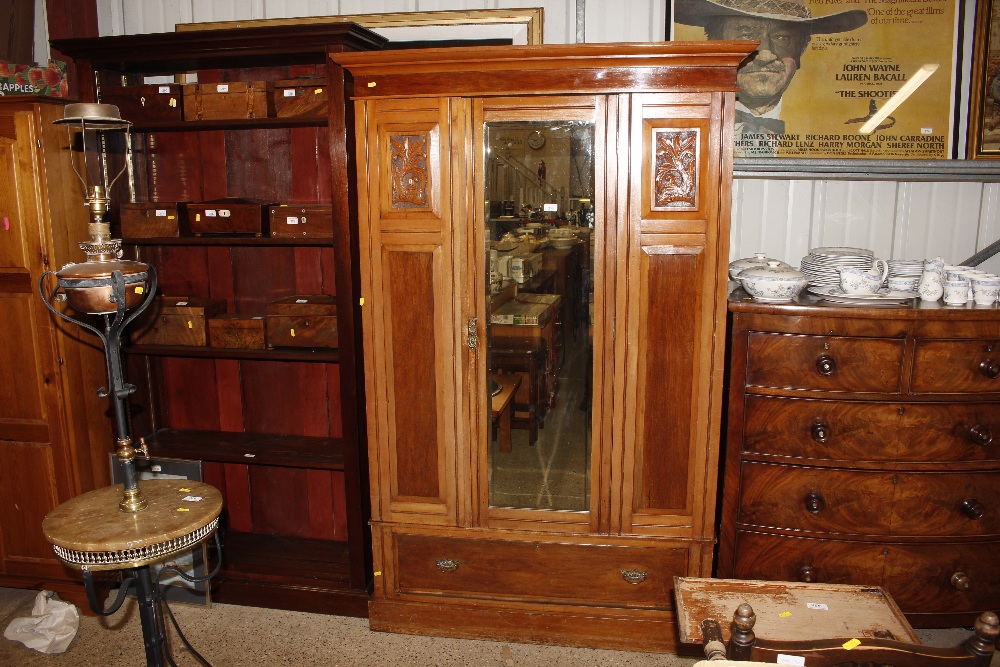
390;134;430;209
653;129;698;209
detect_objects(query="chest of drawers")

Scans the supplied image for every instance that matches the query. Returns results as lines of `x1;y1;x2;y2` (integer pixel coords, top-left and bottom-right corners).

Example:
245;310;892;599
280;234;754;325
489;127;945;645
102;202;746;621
718;291;1000;627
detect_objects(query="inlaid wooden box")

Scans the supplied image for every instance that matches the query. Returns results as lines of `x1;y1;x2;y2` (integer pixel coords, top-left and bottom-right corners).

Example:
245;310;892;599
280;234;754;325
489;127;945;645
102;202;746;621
182;81;274;120
208;314;266;349
268;204;334;239
273;78;328;118
103;84;183;122
131;296;227;347
187;198;271;236
119;202;187;238
265;295;338;349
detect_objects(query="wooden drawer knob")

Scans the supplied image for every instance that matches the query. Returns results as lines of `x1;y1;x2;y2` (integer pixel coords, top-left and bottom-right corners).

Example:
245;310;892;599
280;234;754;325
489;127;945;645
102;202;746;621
951;571;972;591
804;492;825;514
434;558;460;573
811;422;830;444
798;565;816;582
816;354;836;376
969;425;993;447
961;498;985;520
981;359;1000;379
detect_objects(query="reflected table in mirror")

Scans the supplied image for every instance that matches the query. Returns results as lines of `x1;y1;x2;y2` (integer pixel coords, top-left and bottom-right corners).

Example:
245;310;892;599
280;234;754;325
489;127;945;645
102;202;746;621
491;373;521;453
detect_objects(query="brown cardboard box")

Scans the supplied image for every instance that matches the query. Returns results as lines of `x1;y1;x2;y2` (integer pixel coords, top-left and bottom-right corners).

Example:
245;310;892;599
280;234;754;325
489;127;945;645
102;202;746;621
120;202;187;238
103;84;183;122
182;81;274;120
187;198;271;236
268;204;334;239
131;296;227;346
273;78;328;118
265;295;337;349
208;314;266;349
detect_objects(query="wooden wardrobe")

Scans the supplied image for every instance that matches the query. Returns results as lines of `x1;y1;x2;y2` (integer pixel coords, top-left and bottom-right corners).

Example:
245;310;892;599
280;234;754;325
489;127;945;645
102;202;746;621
335;41;754;652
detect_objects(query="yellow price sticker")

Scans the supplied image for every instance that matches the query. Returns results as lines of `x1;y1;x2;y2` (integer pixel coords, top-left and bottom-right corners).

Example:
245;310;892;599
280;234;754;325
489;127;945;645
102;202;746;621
778;611;792;618
177;507;190;512
179;488;191;493
290;328;296;337
135;286;144;294
842;639;861;650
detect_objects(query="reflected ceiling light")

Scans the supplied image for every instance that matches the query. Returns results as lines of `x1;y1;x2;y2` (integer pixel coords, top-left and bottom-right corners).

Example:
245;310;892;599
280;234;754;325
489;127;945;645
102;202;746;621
859;64;939;135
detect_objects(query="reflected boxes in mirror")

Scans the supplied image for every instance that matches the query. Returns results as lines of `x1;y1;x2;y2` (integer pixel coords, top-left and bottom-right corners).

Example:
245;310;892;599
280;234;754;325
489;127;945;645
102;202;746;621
265;295;338;349
131;296;227;346
269;204;334;239
208;314;266;349
120;202;187;238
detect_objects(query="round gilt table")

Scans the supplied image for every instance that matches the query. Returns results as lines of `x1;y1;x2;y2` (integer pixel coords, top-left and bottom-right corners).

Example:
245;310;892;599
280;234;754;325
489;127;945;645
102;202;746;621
42;480;223;666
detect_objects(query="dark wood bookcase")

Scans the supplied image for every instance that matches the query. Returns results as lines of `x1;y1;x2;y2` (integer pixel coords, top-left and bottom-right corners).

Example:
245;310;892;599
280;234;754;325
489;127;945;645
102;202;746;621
53;23;386;616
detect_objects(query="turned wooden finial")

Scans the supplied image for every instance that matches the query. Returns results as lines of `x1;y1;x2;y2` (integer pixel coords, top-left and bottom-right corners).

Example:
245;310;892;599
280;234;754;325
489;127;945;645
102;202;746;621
729;602;757;660
967;611;1000;659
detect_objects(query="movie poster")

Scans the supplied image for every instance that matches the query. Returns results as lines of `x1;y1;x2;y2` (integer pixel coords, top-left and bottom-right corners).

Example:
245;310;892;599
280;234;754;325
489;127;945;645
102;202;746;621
672;0;959;159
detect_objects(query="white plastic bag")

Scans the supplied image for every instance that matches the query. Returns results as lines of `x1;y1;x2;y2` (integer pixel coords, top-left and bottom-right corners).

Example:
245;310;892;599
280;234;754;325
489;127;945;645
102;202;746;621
3;590;80;654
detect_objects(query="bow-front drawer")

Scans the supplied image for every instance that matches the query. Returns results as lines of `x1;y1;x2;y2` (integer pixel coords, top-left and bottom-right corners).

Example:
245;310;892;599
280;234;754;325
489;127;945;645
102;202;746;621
911;339;1000;394
742;395;1000;462
738;462;894;534
391;532;688;608
730;531;1000;615
891;471;1000;536
745;332;904;393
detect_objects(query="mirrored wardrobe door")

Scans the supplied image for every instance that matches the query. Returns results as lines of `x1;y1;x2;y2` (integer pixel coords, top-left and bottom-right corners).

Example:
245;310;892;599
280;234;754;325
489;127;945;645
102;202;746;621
474;97;608;529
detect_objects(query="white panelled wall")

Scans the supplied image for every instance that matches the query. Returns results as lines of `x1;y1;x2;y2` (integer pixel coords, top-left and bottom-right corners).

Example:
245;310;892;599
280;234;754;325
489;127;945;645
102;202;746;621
45;0;999;272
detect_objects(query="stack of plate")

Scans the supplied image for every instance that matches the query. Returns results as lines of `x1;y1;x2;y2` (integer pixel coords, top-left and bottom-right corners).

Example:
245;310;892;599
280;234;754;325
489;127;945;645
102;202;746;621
887;259;923;292
800;247;876;287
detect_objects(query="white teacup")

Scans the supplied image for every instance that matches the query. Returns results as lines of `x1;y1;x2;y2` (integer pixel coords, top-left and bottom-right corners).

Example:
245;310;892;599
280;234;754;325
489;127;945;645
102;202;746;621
840;266;883;294
943;279;970;306
971;275;1000;306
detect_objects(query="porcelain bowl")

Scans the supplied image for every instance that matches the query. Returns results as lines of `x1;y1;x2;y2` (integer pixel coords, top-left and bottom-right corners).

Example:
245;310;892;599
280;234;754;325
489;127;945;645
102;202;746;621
729;253;789;281
738;261;808;302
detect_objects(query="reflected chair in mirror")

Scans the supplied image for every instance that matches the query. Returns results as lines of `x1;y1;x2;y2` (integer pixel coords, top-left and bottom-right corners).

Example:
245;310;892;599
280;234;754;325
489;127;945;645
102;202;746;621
490;336;548;446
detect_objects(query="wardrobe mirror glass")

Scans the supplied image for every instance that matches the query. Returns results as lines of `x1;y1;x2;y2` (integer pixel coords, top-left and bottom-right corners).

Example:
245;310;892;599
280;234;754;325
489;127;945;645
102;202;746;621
484;120;595;512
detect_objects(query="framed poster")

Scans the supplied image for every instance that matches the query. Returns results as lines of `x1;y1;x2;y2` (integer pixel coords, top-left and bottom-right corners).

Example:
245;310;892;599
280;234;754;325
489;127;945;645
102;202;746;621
672;0;960;159
968;0;1000;158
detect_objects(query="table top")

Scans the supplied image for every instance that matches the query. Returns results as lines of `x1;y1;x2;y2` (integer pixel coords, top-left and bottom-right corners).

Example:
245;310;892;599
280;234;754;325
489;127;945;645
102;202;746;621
42;480;223;570
674;577;919;645
491;374;520;418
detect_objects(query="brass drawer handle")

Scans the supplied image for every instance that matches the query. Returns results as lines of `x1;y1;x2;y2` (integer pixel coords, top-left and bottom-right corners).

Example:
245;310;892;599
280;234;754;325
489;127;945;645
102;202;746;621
798;565;816;582
804;492;825;514
981;359;999;379
969;425;993;447
620;568;647;585
435;558;460;573
811;422;830;444
951;571;972;592
816;354;836;376
961;498;985;520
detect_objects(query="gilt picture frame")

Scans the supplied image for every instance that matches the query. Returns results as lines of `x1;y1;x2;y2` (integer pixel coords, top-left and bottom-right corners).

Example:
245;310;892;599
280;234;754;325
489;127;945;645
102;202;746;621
968;0;1000;158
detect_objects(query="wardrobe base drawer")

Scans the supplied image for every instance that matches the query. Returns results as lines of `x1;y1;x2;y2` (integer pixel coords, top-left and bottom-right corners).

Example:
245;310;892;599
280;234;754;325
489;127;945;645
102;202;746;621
392;531;689;608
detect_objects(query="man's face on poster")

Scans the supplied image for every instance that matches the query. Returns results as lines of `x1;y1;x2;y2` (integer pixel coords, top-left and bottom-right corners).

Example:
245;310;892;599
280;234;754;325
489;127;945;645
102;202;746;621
716;16;808;113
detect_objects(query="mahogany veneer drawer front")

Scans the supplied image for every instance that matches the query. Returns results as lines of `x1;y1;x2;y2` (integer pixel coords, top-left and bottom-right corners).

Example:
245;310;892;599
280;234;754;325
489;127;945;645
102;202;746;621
720;296;1000;624
745;332;904;393
739;462;1000;536
911;339;1000;394
743;395;999;462
731;531;1000;615
393;532;688;609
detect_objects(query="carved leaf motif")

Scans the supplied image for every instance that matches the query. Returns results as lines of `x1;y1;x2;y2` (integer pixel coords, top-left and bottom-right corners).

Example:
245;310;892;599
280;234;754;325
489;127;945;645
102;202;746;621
654;130;697;208
390;134;429;209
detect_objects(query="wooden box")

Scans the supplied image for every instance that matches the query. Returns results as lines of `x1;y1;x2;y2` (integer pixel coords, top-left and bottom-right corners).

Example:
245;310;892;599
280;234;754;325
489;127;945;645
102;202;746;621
265;295;338;349
119;202;187;238
131;296;227;347
182;81;274;120
188;198;271;236
103;84;183;122
273;78;328;118
269;204;334;239
208;314;266;349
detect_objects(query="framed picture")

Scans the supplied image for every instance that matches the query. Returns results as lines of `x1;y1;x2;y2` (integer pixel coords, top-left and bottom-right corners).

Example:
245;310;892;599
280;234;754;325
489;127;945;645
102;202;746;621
175;8;544;46
671;0;961;159
968;0;1000;158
